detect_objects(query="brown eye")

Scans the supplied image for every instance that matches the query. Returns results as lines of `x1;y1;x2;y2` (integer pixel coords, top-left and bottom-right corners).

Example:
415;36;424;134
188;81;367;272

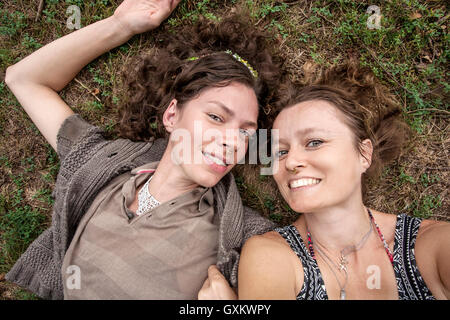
239;128;251;137
208;114;223;122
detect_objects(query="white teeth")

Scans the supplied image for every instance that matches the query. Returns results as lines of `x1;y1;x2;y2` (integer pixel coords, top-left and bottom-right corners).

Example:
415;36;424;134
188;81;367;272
290;178;320;188
203;152;226;166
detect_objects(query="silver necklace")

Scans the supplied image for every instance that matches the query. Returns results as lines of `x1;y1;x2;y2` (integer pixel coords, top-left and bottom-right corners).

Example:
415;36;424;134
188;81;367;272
309;218;373;300
314;244;349;300
136;175;161;216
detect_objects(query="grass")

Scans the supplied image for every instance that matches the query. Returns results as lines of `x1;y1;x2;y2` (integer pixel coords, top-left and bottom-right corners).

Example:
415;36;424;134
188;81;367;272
0;0;448;299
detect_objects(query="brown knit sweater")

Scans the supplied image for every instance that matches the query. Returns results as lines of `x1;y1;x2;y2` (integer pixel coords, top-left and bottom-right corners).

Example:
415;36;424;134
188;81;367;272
5;114;275;300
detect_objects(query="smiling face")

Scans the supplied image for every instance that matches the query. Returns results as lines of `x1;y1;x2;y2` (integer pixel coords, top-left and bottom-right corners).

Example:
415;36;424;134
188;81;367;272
163;81;258;187
272;100;372;213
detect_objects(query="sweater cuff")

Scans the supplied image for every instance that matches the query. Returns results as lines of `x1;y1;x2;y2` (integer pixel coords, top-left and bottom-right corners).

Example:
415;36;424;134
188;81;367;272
5;261;63;300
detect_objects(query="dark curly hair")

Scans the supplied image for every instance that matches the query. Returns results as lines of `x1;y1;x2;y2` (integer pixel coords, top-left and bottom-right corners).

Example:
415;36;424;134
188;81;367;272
117;12;284;142
274;59;411;195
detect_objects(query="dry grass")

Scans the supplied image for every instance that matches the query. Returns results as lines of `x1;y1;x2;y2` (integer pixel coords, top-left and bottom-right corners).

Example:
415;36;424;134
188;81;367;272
0;0;448;299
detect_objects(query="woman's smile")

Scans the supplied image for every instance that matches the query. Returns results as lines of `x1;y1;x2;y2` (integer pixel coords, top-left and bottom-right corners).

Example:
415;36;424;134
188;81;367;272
202;150;229;174
288;177;322;189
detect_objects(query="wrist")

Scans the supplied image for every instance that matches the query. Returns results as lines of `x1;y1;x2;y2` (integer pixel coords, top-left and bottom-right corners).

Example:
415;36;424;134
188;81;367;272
105;15;135;40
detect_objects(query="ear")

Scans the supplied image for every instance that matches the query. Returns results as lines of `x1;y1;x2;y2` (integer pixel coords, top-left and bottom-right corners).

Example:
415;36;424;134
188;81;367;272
359;139;373;173
162;99;179;133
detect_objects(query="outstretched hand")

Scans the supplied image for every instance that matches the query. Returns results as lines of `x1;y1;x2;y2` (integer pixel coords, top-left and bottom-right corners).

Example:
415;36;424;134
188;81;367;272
198;265;238;300
113;0;181;35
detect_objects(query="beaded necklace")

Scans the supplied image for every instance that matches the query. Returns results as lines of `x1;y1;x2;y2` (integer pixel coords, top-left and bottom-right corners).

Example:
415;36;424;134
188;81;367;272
368;209;394;264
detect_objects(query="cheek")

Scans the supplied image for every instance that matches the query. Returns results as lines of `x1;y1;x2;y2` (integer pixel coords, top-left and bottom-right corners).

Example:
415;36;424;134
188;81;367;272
322;147;362;182
272;164;283;183
273;170;289;193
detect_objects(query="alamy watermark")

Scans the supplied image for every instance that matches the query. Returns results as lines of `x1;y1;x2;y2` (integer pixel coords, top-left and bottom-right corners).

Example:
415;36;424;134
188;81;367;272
66;265;81;290
366;265;381;289
168;122;279;175
367;5;382;30
66;5;81;30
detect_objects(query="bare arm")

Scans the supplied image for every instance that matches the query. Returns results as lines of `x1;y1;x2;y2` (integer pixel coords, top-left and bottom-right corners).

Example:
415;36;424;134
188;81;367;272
416;220;450;299
5;0;180;152
238;235;298;299
435;224;450;298
198;234;298;300
5;16;131;152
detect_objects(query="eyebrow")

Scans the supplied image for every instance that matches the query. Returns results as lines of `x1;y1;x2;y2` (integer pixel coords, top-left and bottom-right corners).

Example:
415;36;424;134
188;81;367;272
277;128;332;145
208;100;258;129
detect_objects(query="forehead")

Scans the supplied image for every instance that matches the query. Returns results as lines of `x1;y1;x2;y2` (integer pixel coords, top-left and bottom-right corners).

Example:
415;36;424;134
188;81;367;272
200;82;256;102
188;82;259;120
273;100;353;138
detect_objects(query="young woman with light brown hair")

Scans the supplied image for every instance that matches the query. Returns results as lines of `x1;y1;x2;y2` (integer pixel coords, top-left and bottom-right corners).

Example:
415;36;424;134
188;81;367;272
5;0;284;299
199;61;450;300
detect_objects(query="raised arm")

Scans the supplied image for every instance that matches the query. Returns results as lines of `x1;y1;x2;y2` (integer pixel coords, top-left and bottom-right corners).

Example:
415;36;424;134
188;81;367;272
4;0;180;152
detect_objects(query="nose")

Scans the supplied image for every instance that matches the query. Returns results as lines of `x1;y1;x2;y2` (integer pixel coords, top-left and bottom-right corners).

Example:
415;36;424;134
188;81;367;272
284;147;306;173
222;139;242;159
223;142;236;153
221;128;247;162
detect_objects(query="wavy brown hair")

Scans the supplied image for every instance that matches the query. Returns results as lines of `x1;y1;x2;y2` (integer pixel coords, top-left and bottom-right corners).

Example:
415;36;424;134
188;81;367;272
274;60;411;195
117;13;285;142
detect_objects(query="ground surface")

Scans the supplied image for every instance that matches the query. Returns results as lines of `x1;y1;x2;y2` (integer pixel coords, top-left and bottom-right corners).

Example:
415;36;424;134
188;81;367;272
0;0;448;299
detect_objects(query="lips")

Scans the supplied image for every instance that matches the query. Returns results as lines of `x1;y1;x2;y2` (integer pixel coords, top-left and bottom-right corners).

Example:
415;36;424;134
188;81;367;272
202;151;230;174
202;151;227;166
203;148;235;165
289;177;321;189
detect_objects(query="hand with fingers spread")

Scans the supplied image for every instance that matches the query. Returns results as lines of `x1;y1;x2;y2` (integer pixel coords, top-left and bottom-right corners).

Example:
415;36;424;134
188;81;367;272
198;265;238;300
113;0;182;35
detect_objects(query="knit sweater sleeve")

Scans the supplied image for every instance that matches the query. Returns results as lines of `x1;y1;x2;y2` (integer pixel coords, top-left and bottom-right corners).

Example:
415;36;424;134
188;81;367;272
5;114;111;299
55;113;107;164
242;205;276;242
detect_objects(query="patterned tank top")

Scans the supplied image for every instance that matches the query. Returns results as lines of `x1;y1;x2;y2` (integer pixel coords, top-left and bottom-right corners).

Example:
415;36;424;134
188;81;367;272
275;213;436;300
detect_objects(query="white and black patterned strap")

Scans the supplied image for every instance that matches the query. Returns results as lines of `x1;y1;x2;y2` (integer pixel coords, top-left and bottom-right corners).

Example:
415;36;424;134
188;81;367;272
275;225;328;300
393;213;436;300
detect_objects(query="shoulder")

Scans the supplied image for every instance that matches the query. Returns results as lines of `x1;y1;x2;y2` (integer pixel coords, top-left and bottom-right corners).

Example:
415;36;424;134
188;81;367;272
415;218;450;299
416;218;450;248
417;218;449;235
56;114;106;160
371;210;449;250
241;231;291;257
240;231;298;271
238;231;299;299
56;113;163;162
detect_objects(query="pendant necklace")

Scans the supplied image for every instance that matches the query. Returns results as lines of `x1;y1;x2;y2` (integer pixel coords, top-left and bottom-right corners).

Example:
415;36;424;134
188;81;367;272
306;208;393;300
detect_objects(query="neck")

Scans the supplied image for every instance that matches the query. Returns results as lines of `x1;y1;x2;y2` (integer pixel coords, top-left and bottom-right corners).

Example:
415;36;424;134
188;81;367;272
299;194;372;252
147;146;199;203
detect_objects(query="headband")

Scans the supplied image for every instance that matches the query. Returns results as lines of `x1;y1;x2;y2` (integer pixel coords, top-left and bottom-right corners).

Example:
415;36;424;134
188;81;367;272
186;50;259;79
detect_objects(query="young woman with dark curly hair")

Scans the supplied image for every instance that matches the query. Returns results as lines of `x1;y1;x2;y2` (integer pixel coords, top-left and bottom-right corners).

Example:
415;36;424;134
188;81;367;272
199;61;450;300
4;0;284;299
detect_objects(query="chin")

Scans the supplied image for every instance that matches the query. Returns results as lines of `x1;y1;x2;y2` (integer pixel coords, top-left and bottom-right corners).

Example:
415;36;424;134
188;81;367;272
288;200;321;214
191;170;224;188
197;178;218;188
